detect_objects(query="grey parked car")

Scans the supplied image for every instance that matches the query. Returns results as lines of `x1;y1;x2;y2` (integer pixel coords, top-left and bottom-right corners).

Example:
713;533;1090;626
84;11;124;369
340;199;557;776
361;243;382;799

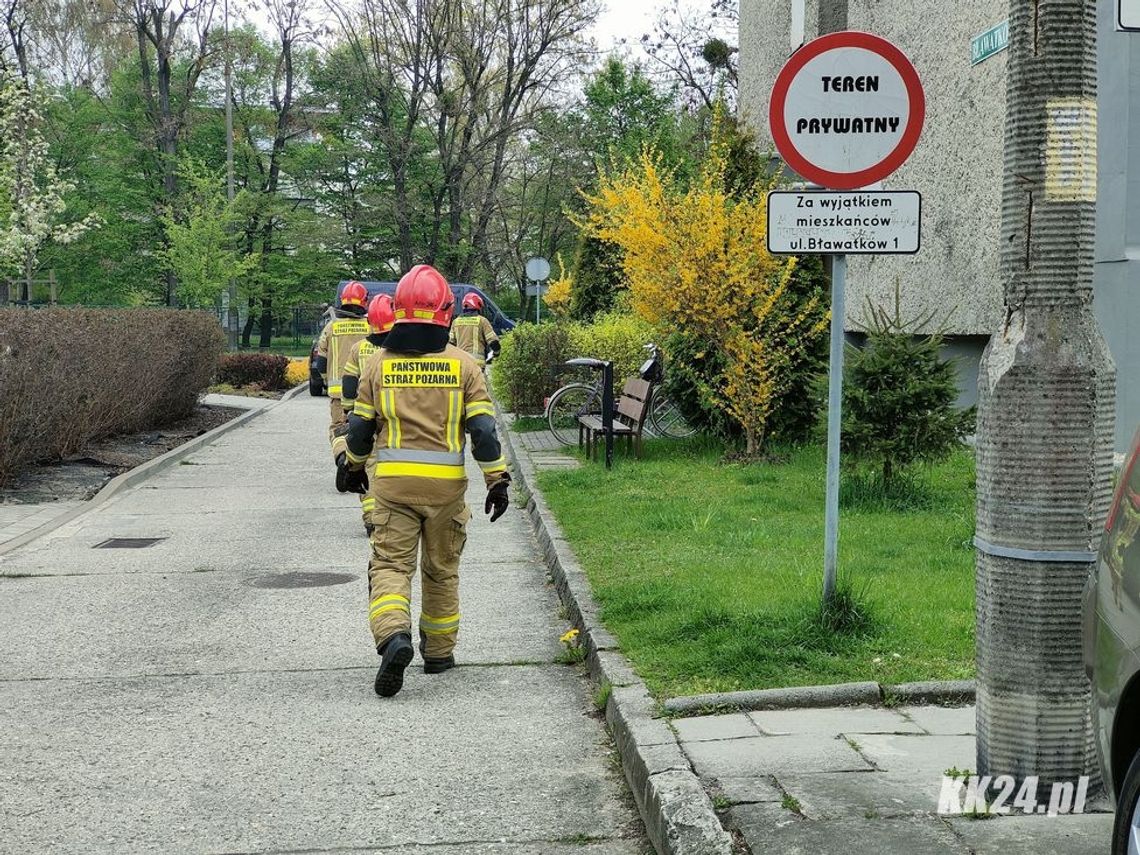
1084;428;1140;853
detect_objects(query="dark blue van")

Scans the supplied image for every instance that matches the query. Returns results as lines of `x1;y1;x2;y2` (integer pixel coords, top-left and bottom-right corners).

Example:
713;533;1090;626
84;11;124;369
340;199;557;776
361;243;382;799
335;281;516;335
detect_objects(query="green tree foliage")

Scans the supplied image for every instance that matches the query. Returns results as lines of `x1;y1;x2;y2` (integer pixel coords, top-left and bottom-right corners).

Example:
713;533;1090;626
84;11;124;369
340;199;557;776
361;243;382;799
160;161;258;309
840;295;975;483
582;57;689;175
568;233;625;320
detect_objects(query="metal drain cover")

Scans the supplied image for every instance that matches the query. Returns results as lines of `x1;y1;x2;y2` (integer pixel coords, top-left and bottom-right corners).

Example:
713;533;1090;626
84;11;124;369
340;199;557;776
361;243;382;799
94;537;167;549
249;571;357;589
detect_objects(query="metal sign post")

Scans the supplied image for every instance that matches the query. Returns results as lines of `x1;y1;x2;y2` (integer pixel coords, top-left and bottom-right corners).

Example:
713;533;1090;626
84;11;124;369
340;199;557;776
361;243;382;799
525;256;551;323
822;254;846;601
769;31;925;603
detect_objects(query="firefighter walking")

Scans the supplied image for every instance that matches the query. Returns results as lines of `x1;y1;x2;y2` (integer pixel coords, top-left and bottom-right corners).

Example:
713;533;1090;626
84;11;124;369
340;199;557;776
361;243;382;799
314;280;369;458
338;294;396;535
448;292;500;368
338;265;510;697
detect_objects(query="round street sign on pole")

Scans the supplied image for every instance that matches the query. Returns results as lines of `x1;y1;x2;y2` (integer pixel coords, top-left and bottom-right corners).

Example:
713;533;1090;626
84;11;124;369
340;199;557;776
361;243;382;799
525;256;551;282
769;31;925;190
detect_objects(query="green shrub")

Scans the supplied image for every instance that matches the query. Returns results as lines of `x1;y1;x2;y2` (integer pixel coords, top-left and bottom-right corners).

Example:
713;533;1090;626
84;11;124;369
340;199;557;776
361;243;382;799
661;255;829;446
217;352;290;390
492;322;575;414
839;298;975;484
566;310;654;383
493;311;656;414
0;307;224;486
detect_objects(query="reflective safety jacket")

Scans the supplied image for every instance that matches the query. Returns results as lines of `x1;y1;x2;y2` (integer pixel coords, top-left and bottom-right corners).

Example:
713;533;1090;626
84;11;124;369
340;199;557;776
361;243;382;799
317;314;369;399
449;314;499;365
341;334;385;415
345;344;508;506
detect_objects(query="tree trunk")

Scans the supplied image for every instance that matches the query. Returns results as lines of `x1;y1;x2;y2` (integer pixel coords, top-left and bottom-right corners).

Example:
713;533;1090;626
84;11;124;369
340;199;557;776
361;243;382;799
974;0;1114;789
258;296;273;349
241;296;255;347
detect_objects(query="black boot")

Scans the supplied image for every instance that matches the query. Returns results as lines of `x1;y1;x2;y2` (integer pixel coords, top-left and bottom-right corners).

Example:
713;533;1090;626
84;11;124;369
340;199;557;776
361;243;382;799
374;632;414;697
420;630;455;674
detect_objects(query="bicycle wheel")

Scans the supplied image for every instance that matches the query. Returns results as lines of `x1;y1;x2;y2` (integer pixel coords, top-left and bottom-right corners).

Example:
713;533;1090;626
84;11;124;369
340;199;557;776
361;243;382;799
647;386;697;438
546;383;601;447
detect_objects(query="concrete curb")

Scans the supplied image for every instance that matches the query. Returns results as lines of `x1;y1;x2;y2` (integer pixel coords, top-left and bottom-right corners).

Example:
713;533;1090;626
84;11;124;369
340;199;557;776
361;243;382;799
495;407;735;855
663;678;977;716
0;384;305;558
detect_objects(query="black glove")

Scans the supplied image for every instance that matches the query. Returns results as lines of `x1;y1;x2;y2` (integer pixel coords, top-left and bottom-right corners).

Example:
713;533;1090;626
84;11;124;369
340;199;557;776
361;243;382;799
335;453;351;493
485;478;510;522
335;453;368;495
333;420;350;437
344;466;368;495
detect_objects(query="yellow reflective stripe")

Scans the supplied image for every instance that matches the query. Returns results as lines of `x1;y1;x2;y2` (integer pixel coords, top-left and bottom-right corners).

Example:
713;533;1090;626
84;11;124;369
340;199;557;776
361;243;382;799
354;401;375;419
369;594;410;620
375;461;466;480
329;384;343;396
446;390;461;453
477;456;507;472
344;361;359;375
465;401;494;419
345;448;369;465
370;594;409;608
419;613;460;634
361;497;376;511
382;390;401;448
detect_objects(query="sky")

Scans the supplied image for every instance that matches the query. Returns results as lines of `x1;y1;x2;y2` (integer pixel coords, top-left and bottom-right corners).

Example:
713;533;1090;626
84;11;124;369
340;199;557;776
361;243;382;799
591;0;663;53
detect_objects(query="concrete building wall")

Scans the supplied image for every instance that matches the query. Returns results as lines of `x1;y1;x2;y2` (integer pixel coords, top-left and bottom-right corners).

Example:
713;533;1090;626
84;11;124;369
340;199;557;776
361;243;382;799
739;0;1138;448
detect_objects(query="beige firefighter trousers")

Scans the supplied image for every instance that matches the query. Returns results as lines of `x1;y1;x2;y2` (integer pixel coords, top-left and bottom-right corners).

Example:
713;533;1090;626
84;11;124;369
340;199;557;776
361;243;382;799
367;493;470;658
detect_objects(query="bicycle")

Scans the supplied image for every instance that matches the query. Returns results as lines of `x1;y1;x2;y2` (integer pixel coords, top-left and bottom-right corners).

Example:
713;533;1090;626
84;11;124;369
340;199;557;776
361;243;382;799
544;343;696;447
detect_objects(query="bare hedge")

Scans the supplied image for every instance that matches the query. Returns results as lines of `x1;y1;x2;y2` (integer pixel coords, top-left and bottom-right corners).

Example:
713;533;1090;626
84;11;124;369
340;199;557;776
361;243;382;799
0;307;225;487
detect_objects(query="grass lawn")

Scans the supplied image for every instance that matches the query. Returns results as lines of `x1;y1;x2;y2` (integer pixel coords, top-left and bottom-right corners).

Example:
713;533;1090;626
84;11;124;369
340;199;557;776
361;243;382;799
537;437;977;700
510;415;550;432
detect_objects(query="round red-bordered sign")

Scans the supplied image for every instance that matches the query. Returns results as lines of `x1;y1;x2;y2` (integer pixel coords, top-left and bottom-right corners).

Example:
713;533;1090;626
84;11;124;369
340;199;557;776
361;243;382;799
769;31;925;190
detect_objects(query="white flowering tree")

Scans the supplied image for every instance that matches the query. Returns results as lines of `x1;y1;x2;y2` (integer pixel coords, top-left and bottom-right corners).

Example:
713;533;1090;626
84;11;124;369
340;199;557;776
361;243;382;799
0;77;100;300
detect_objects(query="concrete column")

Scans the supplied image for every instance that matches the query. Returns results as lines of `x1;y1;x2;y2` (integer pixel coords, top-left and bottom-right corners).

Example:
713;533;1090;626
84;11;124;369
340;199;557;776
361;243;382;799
974;0;1115;787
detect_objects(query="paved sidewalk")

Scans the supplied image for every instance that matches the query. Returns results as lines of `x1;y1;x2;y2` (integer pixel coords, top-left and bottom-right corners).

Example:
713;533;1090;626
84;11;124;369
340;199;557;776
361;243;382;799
0;394;645;853
675;703;1113;853
511;422;580;470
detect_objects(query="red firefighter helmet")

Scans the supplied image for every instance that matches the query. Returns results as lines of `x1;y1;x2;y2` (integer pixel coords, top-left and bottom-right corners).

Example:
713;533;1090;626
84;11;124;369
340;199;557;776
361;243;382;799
340;280;368;307
461;292;484;312
393;264;454;327
367;294;395;334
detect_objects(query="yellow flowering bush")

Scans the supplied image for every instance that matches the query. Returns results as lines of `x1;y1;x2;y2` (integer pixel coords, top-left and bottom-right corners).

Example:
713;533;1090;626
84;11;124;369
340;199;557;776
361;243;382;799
543;253;572;319
284;357;309;387
577;116;829;453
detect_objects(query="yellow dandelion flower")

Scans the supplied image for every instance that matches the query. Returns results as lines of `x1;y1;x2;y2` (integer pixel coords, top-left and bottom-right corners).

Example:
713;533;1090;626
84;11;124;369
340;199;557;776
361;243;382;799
560;628;580;644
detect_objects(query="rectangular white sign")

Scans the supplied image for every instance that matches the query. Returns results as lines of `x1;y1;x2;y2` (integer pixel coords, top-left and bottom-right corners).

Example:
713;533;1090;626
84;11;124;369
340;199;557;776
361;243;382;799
767;190;922;255
1121;0;1140;30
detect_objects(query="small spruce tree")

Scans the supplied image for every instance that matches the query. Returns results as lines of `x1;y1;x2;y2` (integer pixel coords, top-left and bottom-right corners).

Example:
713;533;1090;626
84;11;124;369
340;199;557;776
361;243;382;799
840;289;974;484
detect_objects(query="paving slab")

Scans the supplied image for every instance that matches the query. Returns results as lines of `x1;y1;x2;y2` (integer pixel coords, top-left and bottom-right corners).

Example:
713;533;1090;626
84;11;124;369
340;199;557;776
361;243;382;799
901;704;977;736
0;395;644;853
854;733;977;776
727;807;970;854
775;770;945;819
749;705;923;736
945;813;1113;855
683;734;873;777
672;712;761;743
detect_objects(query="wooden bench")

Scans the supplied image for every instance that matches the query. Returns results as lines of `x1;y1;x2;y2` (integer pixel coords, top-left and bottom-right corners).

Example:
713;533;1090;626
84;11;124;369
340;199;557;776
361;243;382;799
578;378;652;460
